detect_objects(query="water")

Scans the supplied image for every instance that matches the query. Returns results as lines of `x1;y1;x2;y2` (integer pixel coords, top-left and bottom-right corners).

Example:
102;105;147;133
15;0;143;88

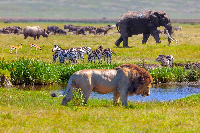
13;83;200;102
58;83;200;102
88;86;200;102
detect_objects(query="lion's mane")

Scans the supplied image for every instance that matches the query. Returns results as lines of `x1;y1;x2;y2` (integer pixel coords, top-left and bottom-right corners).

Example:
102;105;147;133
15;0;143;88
117;64;153;95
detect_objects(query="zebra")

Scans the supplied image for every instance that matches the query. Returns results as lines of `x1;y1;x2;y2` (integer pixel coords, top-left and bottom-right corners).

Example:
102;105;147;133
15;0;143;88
69;46;91;63
156;54;174;67
52;45;77;63
70;46;92;63
173;26;182;31
74;47;89;63
81;46;92;55
52;51;59;62
88;49;102;63
101;48;116;64
97;45;116;64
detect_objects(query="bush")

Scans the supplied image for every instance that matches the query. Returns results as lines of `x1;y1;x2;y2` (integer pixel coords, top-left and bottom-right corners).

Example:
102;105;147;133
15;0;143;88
0;58;199;85
70;88;85;106
149;67;200;83
0;58;120;85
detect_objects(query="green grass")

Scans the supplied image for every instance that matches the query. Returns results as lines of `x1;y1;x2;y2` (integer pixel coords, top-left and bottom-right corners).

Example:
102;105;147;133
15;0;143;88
0;22;199;64
0;22;199;84
0;88;200;132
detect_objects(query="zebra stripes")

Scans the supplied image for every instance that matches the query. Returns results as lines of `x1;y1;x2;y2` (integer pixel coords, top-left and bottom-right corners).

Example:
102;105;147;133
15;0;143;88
52;45;115;64
156;54;174;67
88;49;102;63
88;46;116;64
52;45;92;63
52;45;77;63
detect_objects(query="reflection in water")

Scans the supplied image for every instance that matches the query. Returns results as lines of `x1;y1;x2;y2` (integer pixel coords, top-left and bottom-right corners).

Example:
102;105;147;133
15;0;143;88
13;83;200;102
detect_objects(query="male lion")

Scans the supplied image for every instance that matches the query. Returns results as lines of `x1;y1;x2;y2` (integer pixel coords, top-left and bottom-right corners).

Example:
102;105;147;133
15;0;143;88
52;64;153;106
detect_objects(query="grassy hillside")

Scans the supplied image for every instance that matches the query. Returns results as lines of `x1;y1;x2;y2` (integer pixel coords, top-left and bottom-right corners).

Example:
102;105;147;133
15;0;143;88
0;0;199;19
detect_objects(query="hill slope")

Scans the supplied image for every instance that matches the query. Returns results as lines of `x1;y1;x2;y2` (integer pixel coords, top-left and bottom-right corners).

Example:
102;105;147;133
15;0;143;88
0;0;199;19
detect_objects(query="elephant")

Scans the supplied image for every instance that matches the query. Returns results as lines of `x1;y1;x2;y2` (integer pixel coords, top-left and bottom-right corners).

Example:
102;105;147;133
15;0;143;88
115;10;177;47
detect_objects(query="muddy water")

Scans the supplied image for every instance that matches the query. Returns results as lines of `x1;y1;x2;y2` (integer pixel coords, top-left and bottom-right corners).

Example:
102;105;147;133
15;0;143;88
14;83;200;102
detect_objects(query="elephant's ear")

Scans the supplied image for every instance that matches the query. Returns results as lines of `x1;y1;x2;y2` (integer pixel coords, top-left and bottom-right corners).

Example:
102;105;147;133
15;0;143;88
150;11;160;27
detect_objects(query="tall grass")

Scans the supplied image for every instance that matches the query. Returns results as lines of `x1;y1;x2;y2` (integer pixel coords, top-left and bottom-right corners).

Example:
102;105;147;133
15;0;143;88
0;58;120;85
149;67;200;83
0;58;199;85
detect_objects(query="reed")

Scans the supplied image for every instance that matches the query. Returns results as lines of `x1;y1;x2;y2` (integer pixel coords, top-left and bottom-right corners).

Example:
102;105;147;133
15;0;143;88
149;67;200;83
0;58;120;84
0;58;199;85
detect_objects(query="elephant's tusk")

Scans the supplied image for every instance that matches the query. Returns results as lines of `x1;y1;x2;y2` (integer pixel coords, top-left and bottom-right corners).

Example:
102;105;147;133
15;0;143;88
166;29;178;43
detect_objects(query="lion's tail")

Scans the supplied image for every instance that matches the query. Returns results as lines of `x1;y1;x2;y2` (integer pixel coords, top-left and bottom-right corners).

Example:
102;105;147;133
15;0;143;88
51;75;74;97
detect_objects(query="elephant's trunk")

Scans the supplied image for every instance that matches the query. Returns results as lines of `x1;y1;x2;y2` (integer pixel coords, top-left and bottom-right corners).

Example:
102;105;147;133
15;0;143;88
165;23;178;44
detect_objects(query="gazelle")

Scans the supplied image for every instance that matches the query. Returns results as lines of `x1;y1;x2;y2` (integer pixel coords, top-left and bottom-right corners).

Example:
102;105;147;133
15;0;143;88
30;43;42;50
10;44;22;54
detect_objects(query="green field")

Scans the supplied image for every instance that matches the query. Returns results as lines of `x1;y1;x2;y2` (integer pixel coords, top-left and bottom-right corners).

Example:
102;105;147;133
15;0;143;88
0;88;200;132
0;22;199;64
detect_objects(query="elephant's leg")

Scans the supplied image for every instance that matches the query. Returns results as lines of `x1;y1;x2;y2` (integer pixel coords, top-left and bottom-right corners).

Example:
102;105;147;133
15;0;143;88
150;30;161;43
113;92;120;105
115;36;123;47
142;33;150;44
122;36;129;47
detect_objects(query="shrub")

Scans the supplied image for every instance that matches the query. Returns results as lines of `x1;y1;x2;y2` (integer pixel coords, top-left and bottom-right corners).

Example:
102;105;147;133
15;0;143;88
70;88;85;106
0;58;120;85
149;67;200;83
0;58;199;85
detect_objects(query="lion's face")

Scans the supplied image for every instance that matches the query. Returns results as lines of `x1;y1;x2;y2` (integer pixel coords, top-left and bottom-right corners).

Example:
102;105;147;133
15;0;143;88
133;82;151;97
140;83;151;97
61;96;72;105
